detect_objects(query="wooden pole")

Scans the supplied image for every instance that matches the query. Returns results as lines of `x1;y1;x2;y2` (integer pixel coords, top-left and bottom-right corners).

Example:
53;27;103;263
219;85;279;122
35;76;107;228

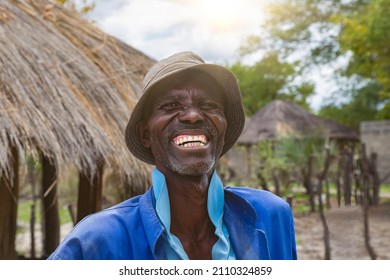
343;146;352;206
30;204;36;259
369;152;380;206
336;154;342;207
245;145;251;178
27;157;37;259
306;156;315;212
360;144;377;260
317;148;332;260
77;162;104;223
272;169;281;197
41;154;60;258
0;146;19;259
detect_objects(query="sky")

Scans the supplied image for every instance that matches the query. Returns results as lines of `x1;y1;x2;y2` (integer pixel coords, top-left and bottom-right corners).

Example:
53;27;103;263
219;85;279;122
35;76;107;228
86;0;333;111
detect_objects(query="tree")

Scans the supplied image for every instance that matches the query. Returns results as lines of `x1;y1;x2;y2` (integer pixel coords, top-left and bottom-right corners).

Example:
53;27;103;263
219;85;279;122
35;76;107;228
256;135;330;203
337;0;390;118
228;52;314;116
240;0;389;124
240;0;347;66
319;81;383;129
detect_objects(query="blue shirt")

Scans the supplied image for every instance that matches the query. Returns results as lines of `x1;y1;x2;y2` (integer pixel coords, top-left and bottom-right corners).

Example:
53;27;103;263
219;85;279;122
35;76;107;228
152;168;235;259
48;174;297;260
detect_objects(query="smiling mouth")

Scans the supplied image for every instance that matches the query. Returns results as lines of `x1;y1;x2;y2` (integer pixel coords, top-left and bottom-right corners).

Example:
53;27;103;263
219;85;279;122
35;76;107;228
172;135;208;148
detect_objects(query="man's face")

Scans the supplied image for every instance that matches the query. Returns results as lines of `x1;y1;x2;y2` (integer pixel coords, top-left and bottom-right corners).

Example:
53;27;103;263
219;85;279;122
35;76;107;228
138;73;227;177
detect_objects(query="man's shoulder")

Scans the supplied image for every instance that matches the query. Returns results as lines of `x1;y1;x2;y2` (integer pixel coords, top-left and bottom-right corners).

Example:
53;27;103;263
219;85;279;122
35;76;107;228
73;191;149;231
225;186;286;202
48;189;155;260
225;186;290;211
105;192;144;211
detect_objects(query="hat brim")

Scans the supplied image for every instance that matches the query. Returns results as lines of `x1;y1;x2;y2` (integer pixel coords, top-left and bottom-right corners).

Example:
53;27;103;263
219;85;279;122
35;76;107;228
125;63;245;165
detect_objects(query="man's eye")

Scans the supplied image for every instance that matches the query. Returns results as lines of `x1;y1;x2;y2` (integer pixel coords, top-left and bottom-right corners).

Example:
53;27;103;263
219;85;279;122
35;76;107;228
199;101;220;110
161;102;180;110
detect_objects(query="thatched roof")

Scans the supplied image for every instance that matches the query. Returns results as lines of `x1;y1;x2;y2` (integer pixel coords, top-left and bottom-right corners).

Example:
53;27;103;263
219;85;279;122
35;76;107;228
0;0;155;189
321;118;360;142
237;100;359;145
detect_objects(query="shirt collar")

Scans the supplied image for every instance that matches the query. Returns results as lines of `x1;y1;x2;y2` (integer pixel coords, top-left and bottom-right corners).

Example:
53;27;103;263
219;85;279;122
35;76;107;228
151;168;235;259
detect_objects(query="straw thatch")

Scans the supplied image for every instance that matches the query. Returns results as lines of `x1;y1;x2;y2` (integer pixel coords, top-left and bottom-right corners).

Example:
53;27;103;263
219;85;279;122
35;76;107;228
0;0;155;189
237;100;359;145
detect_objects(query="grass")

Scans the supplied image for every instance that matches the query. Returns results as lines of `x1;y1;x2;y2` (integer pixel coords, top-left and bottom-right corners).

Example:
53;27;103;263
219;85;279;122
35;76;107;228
18;200;40;224
381;184;390;194
289;192;313;214
17;199;72;226
287;182;390;215
16;180;389;228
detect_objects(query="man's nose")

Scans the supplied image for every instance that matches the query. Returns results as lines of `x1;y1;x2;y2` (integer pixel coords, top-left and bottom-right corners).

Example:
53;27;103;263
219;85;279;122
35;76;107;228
178;105;204;123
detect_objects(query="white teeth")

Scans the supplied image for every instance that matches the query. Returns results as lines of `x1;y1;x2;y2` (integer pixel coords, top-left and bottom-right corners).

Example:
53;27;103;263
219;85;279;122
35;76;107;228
173;135;208;148
179;142;205;148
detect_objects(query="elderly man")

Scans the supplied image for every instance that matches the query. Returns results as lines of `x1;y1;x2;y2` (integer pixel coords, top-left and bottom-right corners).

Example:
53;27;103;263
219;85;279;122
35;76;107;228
48;52;297;260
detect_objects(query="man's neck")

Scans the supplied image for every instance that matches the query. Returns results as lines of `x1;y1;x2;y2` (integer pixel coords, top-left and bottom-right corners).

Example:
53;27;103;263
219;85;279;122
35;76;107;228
163;168;212;227
158;167;218;259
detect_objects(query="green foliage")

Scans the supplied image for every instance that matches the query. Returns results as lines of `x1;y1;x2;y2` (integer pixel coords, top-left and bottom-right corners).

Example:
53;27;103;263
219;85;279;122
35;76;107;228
240;0;389;126
291;192;312;214
319;81;385;129
256;135;331;192
241;0;343;64
337;0;390;114
228;52;314;116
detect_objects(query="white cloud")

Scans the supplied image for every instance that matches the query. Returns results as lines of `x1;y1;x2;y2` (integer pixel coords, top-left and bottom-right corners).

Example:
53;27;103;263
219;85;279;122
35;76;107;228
88;0;334;110
89;0;266;63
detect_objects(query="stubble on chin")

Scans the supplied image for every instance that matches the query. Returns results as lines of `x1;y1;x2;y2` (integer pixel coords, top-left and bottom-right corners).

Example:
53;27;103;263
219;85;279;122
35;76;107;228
166;155;216;177
156;124;223;176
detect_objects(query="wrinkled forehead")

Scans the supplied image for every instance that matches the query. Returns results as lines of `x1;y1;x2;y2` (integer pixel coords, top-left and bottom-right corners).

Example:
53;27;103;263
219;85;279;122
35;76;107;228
142;69;226;117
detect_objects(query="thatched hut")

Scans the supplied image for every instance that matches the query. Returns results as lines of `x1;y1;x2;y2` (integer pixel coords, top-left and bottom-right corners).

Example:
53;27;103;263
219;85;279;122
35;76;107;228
226;100;359;181
238;100;359;145
0;0;155;259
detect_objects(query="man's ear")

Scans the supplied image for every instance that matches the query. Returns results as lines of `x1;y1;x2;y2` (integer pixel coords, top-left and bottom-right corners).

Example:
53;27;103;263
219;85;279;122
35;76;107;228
136;121;151;148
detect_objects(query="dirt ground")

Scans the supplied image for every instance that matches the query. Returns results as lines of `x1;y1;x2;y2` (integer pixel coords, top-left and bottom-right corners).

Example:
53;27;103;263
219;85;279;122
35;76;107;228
294;201;390;260
16;201;390;260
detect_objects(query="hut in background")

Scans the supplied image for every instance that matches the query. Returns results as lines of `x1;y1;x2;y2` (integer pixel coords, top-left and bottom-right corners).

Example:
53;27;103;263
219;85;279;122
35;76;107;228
238;100;359;146
225;100;359;180
0;0;155;259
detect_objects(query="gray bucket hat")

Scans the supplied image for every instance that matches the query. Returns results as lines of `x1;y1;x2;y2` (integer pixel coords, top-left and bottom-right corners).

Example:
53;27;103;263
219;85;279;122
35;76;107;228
125;51;245;165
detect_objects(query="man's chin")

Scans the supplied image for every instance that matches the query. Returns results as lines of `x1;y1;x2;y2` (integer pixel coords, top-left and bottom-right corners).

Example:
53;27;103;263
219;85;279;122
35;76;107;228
167;159;215;177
